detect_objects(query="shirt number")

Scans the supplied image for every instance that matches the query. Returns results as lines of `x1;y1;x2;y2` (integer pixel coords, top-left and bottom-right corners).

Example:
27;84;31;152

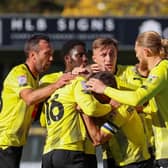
45;94;64;125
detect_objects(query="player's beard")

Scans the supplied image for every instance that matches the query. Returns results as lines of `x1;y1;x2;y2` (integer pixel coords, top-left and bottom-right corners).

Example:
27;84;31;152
139;59;148;72
137;59;149;77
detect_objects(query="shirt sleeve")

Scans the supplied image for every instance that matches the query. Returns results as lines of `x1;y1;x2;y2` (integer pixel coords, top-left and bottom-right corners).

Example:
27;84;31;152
5;67;32;97
115;76;138;90
40;72;63;86
104;63;167;106
74;79;112;117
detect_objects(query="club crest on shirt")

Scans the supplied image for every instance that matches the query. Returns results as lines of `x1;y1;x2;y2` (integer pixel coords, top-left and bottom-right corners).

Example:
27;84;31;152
18;75;27;86
147;75;158;83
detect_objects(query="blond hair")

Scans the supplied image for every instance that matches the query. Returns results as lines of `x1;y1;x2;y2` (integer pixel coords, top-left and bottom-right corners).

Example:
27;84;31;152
136;31;168;58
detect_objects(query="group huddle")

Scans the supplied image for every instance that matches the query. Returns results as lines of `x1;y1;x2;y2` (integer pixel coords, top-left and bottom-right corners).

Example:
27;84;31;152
0;31;168;168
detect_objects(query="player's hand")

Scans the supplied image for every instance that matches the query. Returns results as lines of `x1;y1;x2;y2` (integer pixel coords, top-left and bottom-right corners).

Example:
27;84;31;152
72;65;90;75
86;78;106;94
109;99;120;109
55;72;76;89
135;105;143;113
90;64;103;73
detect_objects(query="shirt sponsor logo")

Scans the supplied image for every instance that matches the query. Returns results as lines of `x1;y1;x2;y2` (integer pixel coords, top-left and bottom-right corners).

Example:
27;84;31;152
18;75;27;86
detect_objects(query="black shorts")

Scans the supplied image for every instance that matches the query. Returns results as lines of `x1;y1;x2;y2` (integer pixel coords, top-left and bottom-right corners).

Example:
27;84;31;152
85;154;97;168
0;146;23;168
155;159;168;168
103;158;116;168
42;149;87;168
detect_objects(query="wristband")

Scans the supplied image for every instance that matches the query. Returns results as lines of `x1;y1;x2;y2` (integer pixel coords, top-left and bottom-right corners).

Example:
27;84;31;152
101;121;119;135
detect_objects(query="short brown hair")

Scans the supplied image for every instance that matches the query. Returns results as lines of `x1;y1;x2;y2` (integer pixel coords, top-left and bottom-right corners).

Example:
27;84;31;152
24;34;50;57
92;37;118;51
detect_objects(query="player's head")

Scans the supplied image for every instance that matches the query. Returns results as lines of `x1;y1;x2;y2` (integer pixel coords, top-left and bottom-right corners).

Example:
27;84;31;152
61;39;88;72
135;31;168;70
92;37;118;73
24;34;51;57
89;71;117;103
24;34;54;74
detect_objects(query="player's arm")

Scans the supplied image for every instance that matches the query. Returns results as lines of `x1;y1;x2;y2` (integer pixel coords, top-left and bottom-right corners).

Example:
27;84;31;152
86;67;165;106
81;113;116;146
20;73;75;106
81;113;101;146
80;104;130;146
115;76;137;90
74;79;112;117
99;105;134;143
98;106;133;144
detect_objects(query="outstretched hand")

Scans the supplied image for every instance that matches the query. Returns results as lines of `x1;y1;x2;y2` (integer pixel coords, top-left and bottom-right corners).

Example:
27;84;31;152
55;72;76;89
86;78;106;94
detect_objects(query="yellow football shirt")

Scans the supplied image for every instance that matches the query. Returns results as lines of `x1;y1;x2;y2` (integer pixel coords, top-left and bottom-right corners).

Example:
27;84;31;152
102;65;152;164
118;65;155;149
104;105;150;166
0;64;39;149
42;76;112;154
104;59;168;160
40;71;63;87
39;71;64;127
